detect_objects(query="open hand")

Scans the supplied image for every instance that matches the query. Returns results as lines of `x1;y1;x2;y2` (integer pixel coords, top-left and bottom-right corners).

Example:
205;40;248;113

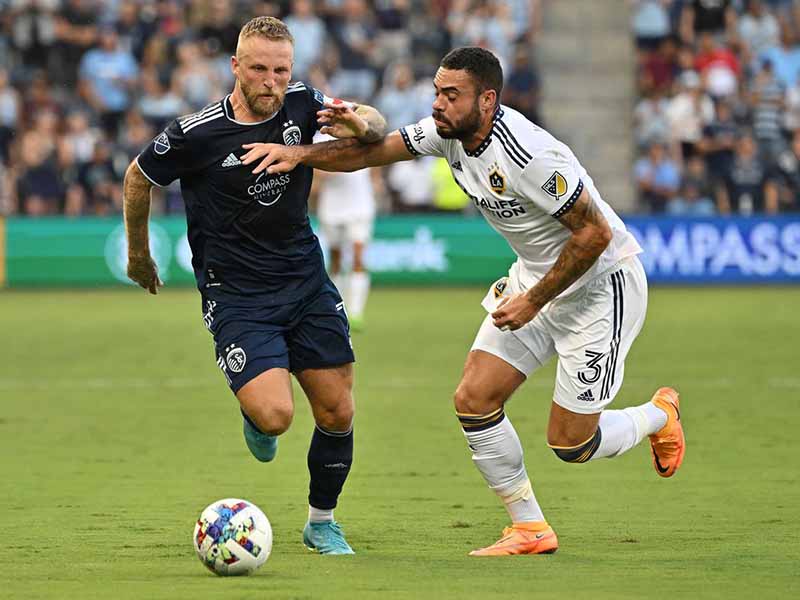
241;143;300;174
127;253;163;295
316;100;367;139
491;293;540;331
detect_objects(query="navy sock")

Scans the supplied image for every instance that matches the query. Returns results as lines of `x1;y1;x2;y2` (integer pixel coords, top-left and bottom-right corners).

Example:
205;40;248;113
307;425;353;510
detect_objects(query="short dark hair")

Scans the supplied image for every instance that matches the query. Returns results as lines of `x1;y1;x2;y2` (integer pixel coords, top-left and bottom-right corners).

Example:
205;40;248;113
440;47;503;104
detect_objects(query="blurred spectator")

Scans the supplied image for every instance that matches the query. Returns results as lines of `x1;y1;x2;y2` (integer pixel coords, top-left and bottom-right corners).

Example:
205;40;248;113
115;0;157;62
635;141;682;213
679;0;737;44
447;0;516;68
749;59;786;164
635;86;672;147
8;0;59;71
503;44;542;124
771;130;800;211
78;26;139;135
783;69;800;131
694;32;740;97
759;20;800;87
699;98;739;181
63;110;101;165
738;0;780;57
666;70;715;159
78;141;124;215
53;0;99;86
374;61;429;131
667;154;716;215
172;40;221;111
632;0;673;51
15;130;62;216
639;37;679;93
284;0;327;81
138;69;187;131
716;132;778;214
373;0;412;66
0;68;20;162
329;0;379;100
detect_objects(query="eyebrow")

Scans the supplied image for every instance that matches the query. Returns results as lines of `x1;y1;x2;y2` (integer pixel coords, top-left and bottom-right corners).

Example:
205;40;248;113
434;84;460;94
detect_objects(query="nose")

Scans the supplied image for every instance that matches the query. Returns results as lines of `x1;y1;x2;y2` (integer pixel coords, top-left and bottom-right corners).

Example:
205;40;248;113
432;95;445;112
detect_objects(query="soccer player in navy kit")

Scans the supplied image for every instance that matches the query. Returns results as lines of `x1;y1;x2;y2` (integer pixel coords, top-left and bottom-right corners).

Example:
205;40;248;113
122;16;386;555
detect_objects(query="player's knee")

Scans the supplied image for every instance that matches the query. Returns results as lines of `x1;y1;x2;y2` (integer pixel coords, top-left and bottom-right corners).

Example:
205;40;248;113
453;381;503;415
548;428;602;464
314;401;354;432
248;402;294;436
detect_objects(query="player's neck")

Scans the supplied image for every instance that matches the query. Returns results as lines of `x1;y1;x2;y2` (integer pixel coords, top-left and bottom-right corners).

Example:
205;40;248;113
230;85;278;123
461;114;495;153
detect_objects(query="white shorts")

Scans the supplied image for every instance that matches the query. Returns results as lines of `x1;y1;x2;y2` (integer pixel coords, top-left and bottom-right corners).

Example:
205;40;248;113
319;219;373;247
471;256;648;414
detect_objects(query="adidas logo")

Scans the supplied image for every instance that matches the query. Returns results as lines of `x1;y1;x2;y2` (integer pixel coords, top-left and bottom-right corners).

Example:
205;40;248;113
221;153;242;168
577;389;595;402
451;161;463;172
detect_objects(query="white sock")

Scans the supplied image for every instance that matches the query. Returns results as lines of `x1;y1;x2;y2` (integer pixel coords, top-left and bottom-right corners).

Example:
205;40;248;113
308;505;334;523
462;416;545;523
348;271;370;319
590;402;668;460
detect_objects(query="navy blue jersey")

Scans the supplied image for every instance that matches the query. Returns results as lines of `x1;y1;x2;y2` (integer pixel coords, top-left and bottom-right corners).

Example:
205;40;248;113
137;82;331;305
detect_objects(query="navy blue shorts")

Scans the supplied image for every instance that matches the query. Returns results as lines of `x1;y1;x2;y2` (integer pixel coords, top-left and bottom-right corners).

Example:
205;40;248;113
201;279;354;393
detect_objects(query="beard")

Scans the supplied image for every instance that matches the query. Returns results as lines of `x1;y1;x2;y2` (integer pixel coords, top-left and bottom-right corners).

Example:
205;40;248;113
433;101;482;140
240;80;285;117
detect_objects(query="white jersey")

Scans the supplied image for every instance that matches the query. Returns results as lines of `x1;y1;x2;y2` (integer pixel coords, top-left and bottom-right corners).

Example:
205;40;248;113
314;133;376;224
399;106;642;297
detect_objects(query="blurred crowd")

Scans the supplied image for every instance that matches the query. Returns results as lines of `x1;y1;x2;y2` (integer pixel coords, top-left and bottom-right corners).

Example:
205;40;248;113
0;0;543;217
632;0;800;215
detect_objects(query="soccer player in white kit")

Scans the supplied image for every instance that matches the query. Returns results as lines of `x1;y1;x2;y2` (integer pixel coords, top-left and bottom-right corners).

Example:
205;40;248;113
240;47;686;556
313;132;378;330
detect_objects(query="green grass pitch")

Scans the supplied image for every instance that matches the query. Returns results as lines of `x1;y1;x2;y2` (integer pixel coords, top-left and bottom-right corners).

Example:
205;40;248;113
1;286;799;599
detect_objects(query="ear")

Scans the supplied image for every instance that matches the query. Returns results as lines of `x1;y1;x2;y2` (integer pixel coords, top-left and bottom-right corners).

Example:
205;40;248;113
482;89;497;111
230;55;239;75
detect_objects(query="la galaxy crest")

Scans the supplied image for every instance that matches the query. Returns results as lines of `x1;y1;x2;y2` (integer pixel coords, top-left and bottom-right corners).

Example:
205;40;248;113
542;171;568;201
488;164;506;194
282;120;301;146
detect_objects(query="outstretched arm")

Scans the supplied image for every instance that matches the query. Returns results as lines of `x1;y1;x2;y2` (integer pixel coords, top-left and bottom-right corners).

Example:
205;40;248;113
491;188;612;330
241;130;415;174
123;160;162;294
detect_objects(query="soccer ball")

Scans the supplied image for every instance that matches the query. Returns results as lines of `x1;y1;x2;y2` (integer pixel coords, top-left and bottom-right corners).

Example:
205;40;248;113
193;498;272;576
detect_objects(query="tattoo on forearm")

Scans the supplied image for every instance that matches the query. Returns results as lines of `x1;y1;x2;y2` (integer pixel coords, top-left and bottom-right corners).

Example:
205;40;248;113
526;191;611;308
357;109;388;144
303;138;369;171
123;164;154;255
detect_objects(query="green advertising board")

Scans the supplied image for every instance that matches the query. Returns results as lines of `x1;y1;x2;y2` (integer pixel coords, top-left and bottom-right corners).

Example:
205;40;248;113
3;216;516;288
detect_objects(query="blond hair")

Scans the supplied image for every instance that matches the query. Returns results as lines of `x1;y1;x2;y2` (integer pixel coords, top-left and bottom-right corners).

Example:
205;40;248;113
238;16;294;46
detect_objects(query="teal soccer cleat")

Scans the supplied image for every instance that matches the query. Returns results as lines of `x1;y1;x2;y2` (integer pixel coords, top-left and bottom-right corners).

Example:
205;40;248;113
242;417;278;462
302;521;355;555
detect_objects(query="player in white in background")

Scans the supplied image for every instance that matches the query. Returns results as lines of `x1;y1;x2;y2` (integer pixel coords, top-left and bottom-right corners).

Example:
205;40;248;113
312;132;379;330
240;47;686;556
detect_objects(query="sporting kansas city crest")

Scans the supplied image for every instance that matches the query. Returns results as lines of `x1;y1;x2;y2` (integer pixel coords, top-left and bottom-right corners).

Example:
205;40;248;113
488;164;506;194
542;171;568;201
282;120;302;146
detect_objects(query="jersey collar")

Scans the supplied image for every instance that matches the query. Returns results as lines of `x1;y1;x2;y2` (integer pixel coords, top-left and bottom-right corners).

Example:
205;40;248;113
223;94;281;125
463;107;504;158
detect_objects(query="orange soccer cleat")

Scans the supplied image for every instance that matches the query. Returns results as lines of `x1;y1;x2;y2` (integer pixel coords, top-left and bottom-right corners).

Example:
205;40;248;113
649;387;685;478
469;522;558;556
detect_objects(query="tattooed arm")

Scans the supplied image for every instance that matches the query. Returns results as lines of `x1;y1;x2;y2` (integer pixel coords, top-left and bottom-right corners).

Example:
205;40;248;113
123;160;162;294
491;188;612;330
241;130;415;174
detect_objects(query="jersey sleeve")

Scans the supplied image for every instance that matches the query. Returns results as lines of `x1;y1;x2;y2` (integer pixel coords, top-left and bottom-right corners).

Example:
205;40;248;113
518;149;585;218
136;119;196;187
398;117;446;158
